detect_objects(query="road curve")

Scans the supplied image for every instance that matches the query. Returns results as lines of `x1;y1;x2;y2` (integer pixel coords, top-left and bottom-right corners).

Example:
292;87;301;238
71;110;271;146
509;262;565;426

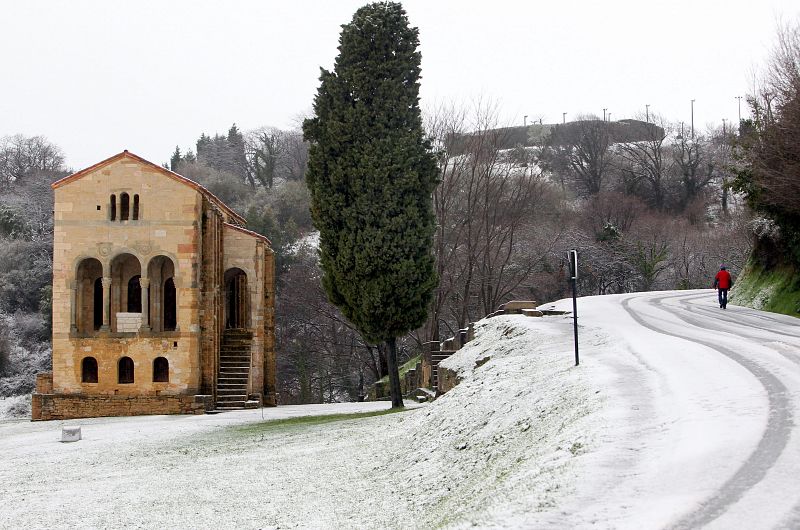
621;291;800;529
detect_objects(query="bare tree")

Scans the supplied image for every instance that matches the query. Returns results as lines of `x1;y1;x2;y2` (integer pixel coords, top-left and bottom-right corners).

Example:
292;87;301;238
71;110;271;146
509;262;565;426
541;115;612;197
615;114;673;210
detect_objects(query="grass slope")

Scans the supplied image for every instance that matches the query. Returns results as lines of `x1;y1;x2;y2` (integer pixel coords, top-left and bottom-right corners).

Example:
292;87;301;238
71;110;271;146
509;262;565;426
732;260;800;317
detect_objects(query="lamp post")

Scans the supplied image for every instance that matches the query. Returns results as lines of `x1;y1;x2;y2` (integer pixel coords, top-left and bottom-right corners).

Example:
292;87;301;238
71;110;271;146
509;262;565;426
691;99;695;139
524;115;528;127
646;104;650;122
736;96;742;124
563;112;567;124
603;108;607;121
608;112;612;122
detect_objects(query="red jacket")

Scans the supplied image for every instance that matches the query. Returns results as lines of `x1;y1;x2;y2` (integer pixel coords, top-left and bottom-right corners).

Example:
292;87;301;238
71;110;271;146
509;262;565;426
714;270;732;289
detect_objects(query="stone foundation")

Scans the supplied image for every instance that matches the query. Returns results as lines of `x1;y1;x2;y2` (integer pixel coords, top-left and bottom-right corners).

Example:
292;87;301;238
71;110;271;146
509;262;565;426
31;392;213;421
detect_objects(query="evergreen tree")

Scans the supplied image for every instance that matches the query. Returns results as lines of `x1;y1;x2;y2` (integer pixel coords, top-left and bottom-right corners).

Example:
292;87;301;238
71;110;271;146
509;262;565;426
169;146;182;171
303;1;438;408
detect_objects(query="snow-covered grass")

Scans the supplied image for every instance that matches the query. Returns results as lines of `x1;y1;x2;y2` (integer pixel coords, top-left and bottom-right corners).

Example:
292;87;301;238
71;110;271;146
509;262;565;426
0;314;597;529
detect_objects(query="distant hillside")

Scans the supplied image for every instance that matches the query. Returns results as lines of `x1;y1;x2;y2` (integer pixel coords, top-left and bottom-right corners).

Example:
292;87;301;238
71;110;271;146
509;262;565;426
447;119;665;154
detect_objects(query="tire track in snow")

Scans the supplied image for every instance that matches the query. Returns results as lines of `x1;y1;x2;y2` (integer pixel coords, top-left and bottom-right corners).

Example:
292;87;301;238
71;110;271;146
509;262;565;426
621;293;793;530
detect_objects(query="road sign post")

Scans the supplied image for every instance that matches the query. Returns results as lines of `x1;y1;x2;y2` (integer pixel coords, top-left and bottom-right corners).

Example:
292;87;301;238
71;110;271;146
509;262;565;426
568;249;579;366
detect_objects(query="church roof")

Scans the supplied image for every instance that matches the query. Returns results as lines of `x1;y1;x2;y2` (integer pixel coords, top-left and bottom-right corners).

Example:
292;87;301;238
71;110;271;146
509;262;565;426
51;150;246;225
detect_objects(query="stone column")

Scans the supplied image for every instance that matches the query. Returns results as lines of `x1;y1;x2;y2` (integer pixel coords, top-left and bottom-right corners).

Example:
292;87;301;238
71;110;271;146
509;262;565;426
69;280;78;334
139;278;150;332
101;277;112;332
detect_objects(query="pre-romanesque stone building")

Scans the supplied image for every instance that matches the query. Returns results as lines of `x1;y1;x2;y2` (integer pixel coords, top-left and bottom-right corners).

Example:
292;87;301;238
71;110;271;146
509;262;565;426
31;151;276;420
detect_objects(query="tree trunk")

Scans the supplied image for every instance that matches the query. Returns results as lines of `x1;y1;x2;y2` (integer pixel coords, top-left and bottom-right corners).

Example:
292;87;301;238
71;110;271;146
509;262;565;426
377;344;389;379
386;337;404;409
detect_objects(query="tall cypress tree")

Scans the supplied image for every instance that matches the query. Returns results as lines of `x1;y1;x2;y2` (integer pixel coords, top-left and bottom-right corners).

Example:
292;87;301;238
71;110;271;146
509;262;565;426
303;1;438;408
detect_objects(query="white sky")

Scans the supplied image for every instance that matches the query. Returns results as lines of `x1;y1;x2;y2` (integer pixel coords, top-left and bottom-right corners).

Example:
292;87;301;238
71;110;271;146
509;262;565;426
2;0;799;171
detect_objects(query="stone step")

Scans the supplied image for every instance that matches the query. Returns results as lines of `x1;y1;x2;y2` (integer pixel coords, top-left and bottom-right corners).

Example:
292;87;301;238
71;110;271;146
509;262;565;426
218;375;248;382
220;355;251;361
217;394;247;401
219;367;249;373
217;388;248;395
217;384;248;390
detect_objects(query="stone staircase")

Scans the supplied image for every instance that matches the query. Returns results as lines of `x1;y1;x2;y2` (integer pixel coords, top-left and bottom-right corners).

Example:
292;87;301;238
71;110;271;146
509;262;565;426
430;350;457;390
215;329;257;410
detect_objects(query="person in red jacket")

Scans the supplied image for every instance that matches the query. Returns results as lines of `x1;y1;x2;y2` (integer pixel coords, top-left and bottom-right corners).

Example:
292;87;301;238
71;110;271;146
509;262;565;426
713;265;733;309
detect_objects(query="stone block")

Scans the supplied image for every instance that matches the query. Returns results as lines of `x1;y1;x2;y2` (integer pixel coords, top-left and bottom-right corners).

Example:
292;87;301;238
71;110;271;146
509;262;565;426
62;426;81;442
501;300;539;313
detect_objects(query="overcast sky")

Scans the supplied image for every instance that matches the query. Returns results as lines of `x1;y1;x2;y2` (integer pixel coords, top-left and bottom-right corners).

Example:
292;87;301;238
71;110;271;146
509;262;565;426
2;0;799;171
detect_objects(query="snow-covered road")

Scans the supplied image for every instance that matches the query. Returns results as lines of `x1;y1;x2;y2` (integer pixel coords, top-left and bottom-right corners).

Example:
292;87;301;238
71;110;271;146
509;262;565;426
1;289;798;529
545;290;800;529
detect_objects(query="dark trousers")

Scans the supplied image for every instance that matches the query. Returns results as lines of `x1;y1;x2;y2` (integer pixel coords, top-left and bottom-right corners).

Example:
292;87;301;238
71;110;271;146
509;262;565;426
718;288;729;308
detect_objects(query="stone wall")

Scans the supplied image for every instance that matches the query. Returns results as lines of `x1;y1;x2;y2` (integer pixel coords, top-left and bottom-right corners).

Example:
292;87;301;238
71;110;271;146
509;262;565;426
31;393;212;421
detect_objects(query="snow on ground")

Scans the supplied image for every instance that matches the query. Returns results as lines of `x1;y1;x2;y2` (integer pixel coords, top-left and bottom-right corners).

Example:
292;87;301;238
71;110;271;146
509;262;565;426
0;394;30;421
2;289;799;528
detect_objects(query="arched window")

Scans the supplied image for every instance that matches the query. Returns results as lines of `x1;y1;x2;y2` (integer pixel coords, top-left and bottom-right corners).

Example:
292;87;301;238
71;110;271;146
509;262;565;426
81;357;98;383
120;193;130;221
127;275;142;312
153;357;169;382
133;194;140;220
110;195;117;221
118;356;134;384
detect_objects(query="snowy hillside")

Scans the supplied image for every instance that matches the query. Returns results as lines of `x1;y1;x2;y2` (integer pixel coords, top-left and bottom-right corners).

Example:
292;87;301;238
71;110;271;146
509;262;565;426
2;289;800;528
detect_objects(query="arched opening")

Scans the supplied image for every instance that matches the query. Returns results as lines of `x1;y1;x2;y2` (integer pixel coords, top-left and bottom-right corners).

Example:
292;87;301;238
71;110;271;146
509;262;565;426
224;268;249;329
164;278;176;331
110;253;142;332
127;275;142;312
93;278;103;330
120;192;130;221
147;255;176;332
118;356;134;384
81;357;98;383
153;357;169;382
133;194;140;220
110;194;117;221
75;258;103;334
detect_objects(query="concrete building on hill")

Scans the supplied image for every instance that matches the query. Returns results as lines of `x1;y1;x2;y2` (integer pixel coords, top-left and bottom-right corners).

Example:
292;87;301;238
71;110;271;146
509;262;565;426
31;151;276;420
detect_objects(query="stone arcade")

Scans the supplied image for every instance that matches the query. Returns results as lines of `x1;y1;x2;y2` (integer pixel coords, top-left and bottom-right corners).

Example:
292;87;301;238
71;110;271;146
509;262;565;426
31;151;276;420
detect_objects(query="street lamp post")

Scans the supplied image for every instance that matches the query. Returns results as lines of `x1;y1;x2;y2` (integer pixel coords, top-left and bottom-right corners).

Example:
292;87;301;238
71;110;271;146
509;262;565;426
524;115;528;127
646;104;650;122
563;112;567;124
736;96;742;124
691;99;695;139
603;108;607;121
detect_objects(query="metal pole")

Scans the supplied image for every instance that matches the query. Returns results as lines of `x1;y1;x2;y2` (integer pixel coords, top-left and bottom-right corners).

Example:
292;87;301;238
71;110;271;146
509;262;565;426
572;277;579;366
691;99;695;139
646;104;650;122
603;108;607;121
524;115;528;127
563;112;567;124
568;249;579;366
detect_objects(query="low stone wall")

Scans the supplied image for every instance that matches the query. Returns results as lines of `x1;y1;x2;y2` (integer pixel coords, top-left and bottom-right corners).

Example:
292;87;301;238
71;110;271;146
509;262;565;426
31;393;213;421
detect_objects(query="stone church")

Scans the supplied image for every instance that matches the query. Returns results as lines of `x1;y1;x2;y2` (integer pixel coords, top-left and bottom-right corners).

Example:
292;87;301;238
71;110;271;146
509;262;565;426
31;151;276;420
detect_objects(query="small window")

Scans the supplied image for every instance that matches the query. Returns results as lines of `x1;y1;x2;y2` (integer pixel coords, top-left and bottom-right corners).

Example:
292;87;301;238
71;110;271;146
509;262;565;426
96;205;101;211
118;356;134;384
133;194;140;220
120;193;130;221
153;357;169;382
81;357;98;383
110;195;117;221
